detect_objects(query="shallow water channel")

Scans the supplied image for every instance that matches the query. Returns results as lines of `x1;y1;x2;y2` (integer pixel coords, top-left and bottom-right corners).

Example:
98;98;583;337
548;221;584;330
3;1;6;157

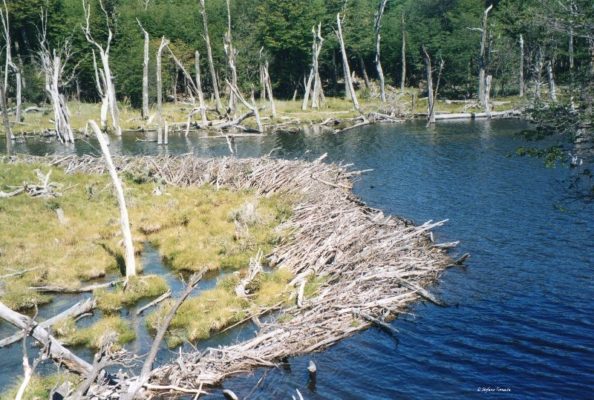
1;120;593;399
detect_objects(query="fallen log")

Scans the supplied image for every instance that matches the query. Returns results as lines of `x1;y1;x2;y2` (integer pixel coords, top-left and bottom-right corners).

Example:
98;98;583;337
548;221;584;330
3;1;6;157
0;298;96;348
0;301;93;375
433;110;521;120
29;278;123;293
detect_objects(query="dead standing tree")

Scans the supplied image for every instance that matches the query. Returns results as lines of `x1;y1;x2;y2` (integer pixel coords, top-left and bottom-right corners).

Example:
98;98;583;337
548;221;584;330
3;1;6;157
38;10;76;143
0;0;22;124
137;19;150;119
259;49;276;117
224;0;238;116
302;24;324;111
199;0;223;113
422;46;444;125
156;37;169;145
82;0;122;136
475;4;493;111
0;81;11;154
374;0;389;102
195;51;208;125
336;13;361;112
401;12;407;92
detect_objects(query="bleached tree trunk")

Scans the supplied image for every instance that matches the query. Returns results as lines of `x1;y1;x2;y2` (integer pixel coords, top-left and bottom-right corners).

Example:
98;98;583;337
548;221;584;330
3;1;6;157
137;20;150;119
478;5;493;106
422;46;435;125
336;13;360;112
199;0;223;113
39;14;75;143
547;60;557;102
374;0;388;102
534;47;544;100
227;82;262;133
89;120;136;278
484;75;492;117
262;60;276;118
311;24;324;109
1;0;22;124
82;0;122;136
519;34;525;97
0;82;12;154
195;51;208;125
156;37;169;145
401;12;406;92
302;70;314;111
224;0;238;116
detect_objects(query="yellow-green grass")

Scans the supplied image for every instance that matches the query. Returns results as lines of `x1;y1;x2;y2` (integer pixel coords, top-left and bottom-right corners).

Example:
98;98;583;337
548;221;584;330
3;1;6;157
0;162;292;310
0;373;79;400
146;267;294;347
54;315;135;350
95;275;168;313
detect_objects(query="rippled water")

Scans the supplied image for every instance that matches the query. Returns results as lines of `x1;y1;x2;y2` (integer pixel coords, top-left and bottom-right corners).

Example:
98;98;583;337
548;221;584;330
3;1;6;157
1;120;593;399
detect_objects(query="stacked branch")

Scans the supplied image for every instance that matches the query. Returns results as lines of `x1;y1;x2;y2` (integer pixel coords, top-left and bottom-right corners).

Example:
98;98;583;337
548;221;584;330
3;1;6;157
36;154;453;397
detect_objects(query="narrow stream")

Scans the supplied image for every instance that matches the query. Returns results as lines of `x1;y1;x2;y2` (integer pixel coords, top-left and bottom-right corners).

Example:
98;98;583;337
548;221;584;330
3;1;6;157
1;120;593;399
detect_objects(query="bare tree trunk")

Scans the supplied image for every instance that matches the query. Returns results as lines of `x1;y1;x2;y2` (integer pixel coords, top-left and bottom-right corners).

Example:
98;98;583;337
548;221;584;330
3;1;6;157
401;12;406;92
311;24;324;109
534;47;544;100
0;302;93;375
302;70;314;111
519;34;525;97
262;59;276;118
336;13;360;112
0;82;12;154
374;0;388;102
478;5;493;106
156;37;169;145
83;0;122;136
224;0;238;117
360;56;371;90
199;0;223;113
484;75;492;117
138;20;150;119
1;0;22;124
547;60;557;102
195;51;208;125
422;46;435;125
89;120;136;278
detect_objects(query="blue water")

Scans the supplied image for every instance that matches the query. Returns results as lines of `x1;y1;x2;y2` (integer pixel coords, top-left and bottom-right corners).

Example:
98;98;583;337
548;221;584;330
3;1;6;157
2;120;593;399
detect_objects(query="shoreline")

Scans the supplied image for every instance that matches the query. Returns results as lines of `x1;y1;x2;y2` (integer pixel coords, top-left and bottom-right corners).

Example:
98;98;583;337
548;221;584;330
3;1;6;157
2;154;456;397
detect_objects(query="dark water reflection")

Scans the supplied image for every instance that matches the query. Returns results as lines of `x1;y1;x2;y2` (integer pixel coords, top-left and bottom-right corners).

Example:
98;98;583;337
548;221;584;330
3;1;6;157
1;120;593;399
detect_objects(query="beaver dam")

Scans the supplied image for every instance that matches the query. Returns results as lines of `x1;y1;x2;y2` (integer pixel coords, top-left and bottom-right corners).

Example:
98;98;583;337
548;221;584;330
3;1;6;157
0;154;460;398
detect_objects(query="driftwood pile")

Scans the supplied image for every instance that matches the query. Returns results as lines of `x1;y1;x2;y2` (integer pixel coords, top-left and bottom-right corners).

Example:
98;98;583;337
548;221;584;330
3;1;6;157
5;154;454;397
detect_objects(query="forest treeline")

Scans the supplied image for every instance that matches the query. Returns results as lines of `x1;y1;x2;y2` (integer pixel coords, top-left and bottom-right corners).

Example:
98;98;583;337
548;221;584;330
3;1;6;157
1;0;593;107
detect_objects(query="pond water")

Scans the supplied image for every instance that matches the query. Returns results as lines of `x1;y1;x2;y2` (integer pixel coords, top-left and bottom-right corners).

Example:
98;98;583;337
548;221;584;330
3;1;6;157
1;120;593;399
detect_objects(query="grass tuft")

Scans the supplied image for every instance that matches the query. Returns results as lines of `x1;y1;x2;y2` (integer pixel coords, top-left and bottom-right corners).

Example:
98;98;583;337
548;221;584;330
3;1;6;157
95;275;168;313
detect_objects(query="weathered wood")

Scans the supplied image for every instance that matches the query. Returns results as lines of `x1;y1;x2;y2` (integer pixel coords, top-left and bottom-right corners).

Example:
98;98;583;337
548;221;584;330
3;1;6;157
195;51;208;125
0;301;92;375
0;298;95;348
0;78;12;154
401;12;406;92
519;34;525;97
547;60;557;101
336;13;360;112
199;0;223;112
422;46;435;125
82;0;122;136
89;120;136;277
374;0;389;102
224;0;238;117
137;19;150;119
157;37;169;145
478;5;493;107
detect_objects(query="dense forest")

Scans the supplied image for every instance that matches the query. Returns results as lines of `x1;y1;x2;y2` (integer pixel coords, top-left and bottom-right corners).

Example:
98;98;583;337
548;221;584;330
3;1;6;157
1;0;592;106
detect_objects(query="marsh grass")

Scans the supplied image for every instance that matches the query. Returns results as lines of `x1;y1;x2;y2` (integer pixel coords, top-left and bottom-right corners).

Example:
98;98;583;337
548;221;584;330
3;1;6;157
0;373;79;400
55;315;135;350
0;162;292;310
95;275;168;313
146;267;294;347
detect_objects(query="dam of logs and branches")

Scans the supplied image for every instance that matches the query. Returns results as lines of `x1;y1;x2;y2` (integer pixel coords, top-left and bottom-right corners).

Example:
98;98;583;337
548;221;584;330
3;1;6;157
0;154;462;398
